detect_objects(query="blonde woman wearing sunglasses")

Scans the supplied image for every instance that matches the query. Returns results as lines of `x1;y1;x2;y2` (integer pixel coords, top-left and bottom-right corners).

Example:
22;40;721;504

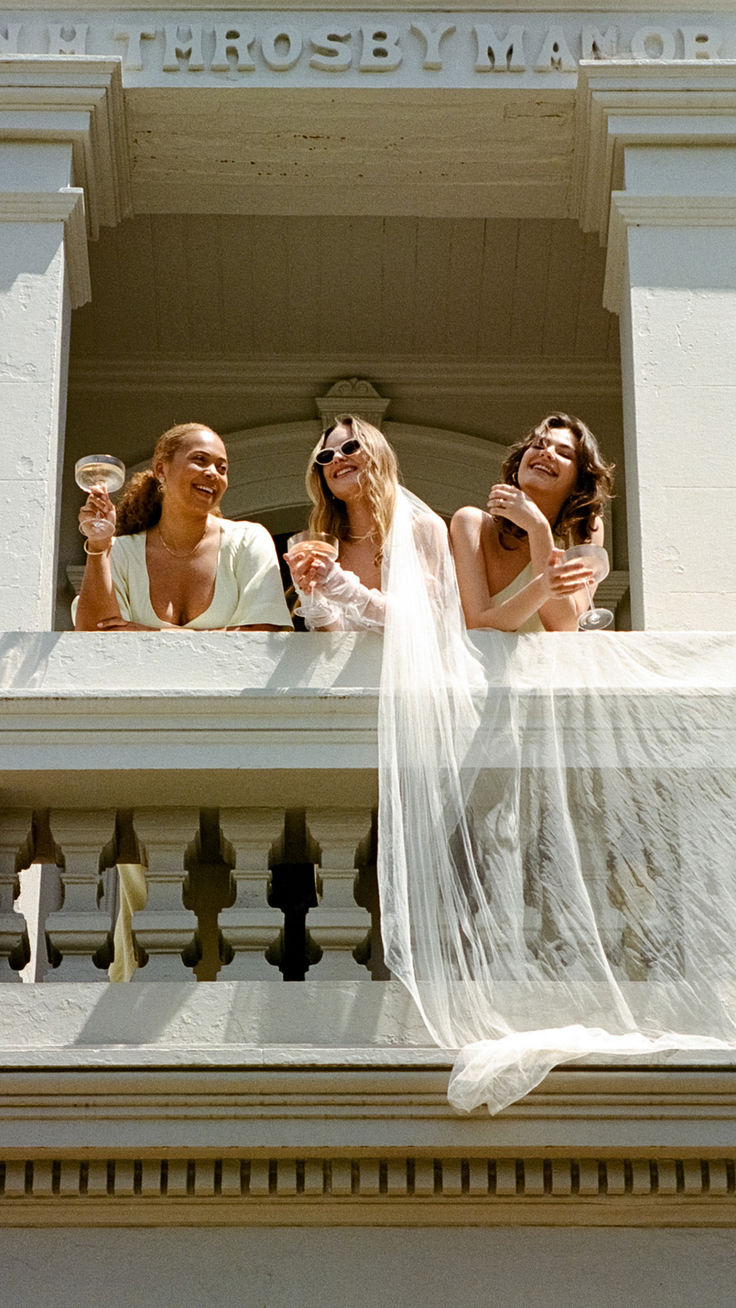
286;413;449;630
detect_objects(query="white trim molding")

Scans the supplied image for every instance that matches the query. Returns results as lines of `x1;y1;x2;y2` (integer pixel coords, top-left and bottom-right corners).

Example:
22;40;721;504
0;186;90;306
605;191;736;312
574;59;736;243
0;55;132;237
2;1141;736;1227
67;357;623;399
1;984;736;1227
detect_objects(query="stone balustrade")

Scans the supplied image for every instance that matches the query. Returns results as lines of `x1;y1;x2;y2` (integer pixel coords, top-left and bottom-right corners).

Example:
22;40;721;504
1;629;735;985
2;804;379;983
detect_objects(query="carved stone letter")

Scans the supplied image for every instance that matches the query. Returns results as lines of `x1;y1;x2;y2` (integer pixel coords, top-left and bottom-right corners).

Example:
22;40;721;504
163;25;205;72
210;25;256;72
409;23;456;72
261;27;303;72
534;27;577;73
359;26;402;73
630;27;677;60
680;27;722;60
310;28;352;73
114;26;157;72
474;26;526;73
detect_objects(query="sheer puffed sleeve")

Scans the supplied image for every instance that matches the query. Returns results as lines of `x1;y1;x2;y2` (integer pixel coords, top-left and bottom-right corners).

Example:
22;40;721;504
297;505;450;632
297;567;385;632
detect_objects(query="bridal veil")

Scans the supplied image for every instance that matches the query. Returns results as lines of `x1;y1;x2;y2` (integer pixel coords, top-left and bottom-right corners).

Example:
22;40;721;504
378;487;736;1113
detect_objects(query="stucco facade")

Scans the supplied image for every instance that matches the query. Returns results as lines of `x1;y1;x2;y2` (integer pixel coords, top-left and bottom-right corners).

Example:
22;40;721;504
2;4;736;1300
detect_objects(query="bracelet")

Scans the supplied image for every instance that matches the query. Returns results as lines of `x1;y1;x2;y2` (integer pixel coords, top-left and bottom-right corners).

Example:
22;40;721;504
83;539;110;556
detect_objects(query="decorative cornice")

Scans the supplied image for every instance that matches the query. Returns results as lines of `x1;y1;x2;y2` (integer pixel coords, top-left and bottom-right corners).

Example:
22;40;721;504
0;55;132;237
9;0;736;10
1;1151;735;1226
611;193;736;228
573;60;736;243
2;1059;736;1224
0;187;90;307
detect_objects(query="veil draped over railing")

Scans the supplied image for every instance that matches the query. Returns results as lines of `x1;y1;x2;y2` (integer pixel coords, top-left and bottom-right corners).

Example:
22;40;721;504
378;487;736;1114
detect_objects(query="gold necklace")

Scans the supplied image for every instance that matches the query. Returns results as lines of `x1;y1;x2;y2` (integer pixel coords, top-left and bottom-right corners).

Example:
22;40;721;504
345;528;381;568
158;521;209;558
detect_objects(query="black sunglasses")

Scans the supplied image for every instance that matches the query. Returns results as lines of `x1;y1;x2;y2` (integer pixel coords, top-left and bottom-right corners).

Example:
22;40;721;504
314;437;361;466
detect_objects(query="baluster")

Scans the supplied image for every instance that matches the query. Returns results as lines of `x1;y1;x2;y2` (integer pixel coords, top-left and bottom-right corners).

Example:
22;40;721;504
107;809;146;983
266;810;321;981
219;808;286;979
352;813;390;979
306;809;374;979
0;810;33;981
182;809;236;981
565;769;627;969
606;770;683;982
130;808;200;980
44;810;116;980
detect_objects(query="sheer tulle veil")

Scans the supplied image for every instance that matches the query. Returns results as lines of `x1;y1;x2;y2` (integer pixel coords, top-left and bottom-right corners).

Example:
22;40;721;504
378;488;736;1114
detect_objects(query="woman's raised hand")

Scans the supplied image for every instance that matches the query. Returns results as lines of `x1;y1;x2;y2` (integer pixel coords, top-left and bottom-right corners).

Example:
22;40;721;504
542;547;593;598
79;484;116;541
285;545;337;595
487;484;547;533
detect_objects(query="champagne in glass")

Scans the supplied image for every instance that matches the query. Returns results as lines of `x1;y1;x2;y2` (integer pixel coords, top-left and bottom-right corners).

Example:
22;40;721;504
564;544;613;631
286;530;339;566
75;454;125;539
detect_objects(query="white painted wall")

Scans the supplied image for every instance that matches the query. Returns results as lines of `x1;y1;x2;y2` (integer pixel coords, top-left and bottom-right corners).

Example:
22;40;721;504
618;146;736;630
0;142;74;631
1;1227;734;1308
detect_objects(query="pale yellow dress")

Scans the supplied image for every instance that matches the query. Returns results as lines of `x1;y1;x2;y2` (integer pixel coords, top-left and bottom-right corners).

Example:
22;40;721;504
489;562;545;633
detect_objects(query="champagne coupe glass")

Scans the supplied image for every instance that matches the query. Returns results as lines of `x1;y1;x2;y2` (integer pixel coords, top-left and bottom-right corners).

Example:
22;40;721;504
286;530;339;567
286;531;339;608
75;454;125;540
564;544;613;631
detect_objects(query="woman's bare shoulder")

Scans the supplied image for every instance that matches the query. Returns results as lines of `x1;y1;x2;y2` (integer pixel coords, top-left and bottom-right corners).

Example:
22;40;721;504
450;504;492;537
450;505;498;555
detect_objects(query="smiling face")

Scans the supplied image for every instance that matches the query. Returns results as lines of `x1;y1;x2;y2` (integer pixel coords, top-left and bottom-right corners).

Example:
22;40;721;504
156;427;228;516
319;422;367;503
517;428;580;507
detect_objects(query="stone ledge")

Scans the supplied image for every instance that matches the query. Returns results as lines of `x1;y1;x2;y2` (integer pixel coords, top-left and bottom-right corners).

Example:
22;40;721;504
3;986;736;1223
2;986;736;1153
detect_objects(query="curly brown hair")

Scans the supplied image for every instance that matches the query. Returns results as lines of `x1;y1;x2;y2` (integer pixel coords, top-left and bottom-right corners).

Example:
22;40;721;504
499;413;614;547
305;414;398;555
115;423;223;536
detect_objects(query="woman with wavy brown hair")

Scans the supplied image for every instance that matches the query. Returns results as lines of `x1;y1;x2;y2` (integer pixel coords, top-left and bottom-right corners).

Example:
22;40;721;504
74;422;290;632
450;413;614;632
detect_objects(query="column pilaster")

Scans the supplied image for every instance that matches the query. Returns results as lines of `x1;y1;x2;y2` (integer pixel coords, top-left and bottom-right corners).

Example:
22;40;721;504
575;62;736;630
0;57;130;631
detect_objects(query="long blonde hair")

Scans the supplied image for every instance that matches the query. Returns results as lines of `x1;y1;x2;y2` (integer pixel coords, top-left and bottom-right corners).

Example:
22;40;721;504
305;414;398;553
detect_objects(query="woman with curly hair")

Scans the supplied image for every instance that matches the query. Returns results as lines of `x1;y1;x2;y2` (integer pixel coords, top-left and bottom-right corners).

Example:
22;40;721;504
450;413;615;632
74;422;291;632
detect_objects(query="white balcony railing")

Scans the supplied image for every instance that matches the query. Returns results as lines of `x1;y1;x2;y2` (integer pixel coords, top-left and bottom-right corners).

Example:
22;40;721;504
3;630;736;1238
2;629;735;987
